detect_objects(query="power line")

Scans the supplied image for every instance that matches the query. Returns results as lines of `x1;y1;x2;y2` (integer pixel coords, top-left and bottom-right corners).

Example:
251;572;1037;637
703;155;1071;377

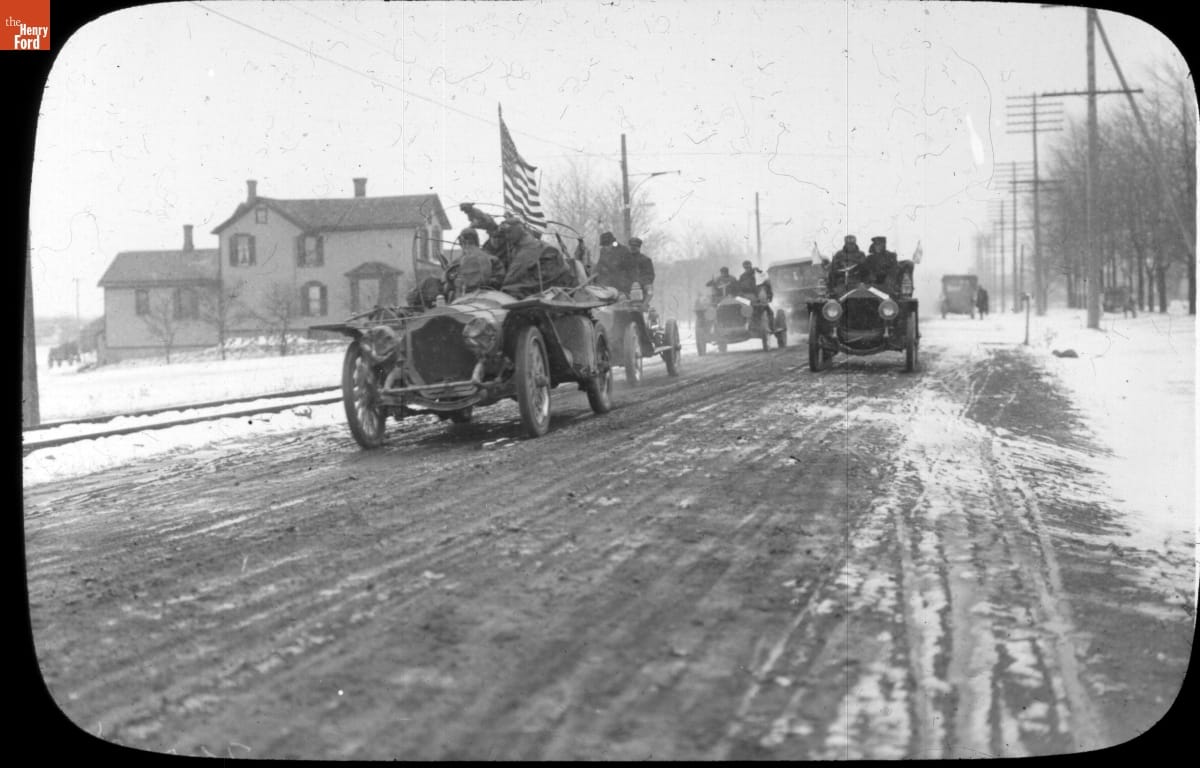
189;1;588;156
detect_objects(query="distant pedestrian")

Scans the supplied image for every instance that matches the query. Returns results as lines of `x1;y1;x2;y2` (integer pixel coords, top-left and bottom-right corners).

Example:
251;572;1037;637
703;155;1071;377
976;286;989;318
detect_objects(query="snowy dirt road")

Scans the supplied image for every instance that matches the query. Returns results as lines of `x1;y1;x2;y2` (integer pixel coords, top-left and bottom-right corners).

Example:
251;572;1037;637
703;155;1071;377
24;324;1194;759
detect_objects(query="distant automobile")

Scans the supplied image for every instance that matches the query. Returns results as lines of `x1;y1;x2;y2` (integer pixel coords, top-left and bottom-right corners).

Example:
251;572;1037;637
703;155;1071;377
694;281;787;355
768;258;827;332
48;341;81;368
1103;287;1137;317
940;274;978;318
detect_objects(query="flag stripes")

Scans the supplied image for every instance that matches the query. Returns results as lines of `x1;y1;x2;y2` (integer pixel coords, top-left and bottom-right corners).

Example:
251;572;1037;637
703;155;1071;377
499;109;548;234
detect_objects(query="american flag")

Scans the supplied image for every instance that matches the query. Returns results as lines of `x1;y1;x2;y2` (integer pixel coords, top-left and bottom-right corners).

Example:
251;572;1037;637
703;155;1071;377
499;106;548;235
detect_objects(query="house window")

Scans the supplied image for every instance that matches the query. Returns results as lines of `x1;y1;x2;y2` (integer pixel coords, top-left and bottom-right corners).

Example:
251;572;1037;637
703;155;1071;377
300;281;328;317
230;234;256;266
297;234;324;267
415;227;430;261
174;287;200;320
135;289;150;316
431;226;442;259
255;205;269;224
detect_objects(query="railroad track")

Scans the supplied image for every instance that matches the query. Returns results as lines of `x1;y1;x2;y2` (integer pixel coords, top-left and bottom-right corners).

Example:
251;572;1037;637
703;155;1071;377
22;387;342;456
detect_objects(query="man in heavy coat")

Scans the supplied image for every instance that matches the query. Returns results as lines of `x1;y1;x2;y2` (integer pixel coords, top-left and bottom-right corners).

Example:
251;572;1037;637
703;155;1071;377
498;216;577;299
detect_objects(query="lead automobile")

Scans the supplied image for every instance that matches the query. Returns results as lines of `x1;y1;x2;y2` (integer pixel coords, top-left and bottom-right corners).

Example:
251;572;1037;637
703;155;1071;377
313;268;618;448
806;255;920;372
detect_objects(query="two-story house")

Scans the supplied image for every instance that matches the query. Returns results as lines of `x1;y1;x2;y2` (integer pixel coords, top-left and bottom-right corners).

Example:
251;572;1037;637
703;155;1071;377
96;224;220;361
210;179;450;335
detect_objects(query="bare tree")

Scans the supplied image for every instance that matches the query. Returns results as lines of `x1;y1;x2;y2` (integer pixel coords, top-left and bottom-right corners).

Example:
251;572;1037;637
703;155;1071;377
198;280;248;361
255;282;298;357
542;157;670;261
1044;57;1196;315
142;294;181;364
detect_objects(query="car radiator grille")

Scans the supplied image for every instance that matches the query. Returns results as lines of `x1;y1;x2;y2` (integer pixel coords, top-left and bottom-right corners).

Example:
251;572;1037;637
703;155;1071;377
842;298;882;331
408;315;477;385
717;305;744;325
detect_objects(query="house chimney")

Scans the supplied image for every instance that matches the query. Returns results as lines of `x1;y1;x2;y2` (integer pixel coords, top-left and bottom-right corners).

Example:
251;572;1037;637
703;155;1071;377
183;224;194;252
353;177;367;198
247;179;258;203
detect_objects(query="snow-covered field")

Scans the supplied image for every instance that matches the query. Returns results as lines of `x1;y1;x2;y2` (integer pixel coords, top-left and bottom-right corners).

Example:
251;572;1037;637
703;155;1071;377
23;307;1198;565
31;343;345;422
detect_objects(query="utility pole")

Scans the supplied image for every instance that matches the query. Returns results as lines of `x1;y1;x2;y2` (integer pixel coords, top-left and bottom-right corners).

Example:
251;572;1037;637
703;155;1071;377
1007;93;1063;315
620;133;632;244
989;200;1007;311
23;229;39;428
754;193;763;267
1041;5;1141;327
1012;161;1019;312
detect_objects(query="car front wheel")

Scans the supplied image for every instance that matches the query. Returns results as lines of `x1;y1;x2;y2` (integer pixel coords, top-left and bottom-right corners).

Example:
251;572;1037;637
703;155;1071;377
342;340;388;448
515;326;552;437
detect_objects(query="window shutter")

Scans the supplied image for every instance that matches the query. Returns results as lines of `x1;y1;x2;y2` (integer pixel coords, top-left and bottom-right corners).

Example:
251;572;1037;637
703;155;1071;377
229;238;237;266
296;237;305;267
320;285;328;316
317;235;325;267
249;236;257;265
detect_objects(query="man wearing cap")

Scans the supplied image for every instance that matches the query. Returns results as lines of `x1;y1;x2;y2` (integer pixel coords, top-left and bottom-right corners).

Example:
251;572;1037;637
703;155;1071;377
595;231;632;294
498;216;577;299
628;237;655;302
706;267;739;299
829;235;866;290
455;228;504;293
865;236;899;289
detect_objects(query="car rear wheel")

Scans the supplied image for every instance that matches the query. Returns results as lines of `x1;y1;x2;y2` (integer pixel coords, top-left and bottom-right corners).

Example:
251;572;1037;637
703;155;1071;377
342;340;388;448
515;325;552;437
623;322;643;385
585;331;614;414
663;319;682;377
904;313;920;373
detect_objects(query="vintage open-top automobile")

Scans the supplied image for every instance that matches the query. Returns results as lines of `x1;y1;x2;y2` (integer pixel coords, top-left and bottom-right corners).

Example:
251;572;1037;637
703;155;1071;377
807;256;919;372
695;283;787;355
314;282;619;447
595;281;682;384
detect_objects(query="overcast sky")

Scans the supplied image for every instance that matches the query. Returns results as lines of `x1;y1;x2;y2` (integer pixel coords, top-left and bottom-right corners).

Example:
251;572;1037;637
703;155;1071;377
28;0;1189;319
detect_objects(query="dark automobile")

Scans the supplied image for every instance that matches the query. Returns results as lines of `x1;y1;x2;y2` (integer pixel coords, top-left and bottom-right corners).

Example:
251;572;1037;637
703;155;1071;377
694;282;787;354
48;340;81;367
314;274;618;447
595;281;682;384
940;274;978;318
768;258;827;332
1103;286;1137;317
807;254;920;372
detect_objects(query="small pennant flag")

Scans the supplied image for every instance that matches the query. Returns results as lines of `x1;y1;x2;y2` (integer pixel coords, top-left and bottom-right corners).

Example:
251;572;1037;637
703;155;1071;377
810;241;824;263
912;240;923;264
499;105;548;235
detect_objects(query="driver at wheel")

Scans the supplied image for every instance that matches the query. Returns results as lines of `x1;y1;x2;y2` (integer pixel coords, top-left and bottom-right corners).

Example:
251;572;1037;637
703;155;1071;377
828;235;866;291
706;267;739;299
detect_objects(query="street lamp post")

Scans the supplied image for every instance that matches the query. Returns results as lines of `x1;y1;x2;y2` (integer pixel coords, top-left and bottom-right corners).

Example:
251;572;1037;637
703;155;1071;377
619;134;679;243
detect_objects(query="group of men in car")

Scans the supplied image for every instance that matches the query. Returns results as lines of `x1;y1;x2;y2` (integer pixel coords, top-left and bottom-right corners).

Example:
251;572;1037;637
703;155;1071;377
828;234;899;291
705;260;771;301
447;205;658;304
